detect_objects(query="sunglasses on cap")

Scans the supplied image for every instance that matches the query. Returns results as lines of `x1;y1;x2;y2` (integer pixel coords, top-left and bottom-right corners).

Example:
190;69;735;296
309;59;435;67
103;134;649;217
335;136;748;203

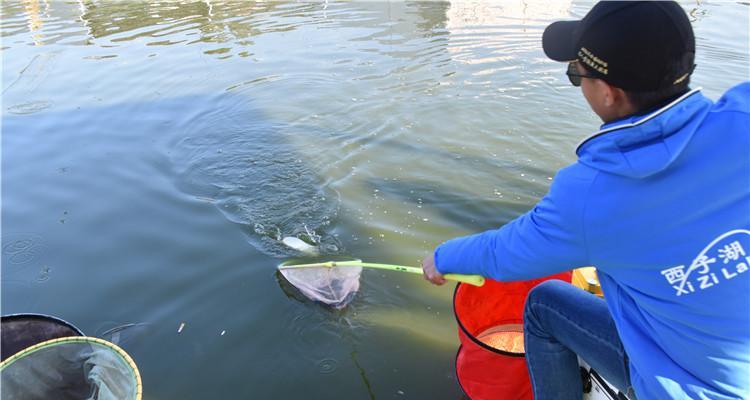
566;62;598;87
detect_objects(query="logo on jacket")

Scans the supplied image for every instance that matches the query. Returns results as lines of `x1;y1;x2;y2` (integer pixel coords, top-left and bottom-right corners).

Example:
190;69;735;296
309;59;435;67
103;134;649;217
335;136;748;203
660;229;750;296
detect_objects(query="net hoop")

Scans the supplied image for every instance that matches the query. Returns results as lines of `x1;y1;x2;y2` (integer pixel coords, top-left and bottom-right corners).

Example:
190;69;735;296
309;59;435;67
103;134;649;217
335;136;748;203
0;336;143;400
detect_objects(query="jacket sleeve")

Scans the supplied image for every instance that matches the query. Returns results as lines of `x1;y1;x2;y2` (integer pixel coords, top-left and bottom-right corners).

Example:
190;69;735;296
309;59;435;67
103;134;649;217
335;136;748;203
434;165;594;281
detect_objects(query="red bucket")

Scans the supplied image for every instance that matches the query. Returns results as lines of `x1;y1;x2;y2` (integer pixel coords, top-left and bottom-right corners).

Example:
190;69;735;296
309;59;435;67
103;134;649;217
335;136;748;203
453;272;571;400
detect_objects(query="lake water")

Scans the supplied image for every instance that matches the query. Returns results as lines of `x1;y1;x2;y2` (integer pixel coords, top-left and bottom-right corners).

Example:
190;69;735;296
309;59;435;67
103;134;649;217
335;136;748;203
2;1;748;398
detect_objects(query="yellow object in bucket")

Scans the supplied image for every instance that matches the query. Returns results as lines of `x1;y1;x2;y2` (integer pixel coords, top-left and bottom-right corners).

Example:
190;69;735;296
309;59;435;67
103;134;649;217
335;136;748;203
572;267;603;297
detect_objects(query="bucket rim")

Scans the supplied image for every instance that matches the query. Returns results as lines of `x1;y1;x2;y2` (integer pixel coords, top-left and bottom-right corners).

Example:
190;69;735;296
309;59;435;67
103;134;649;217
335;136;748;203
1;313;85;336
452;282;525;358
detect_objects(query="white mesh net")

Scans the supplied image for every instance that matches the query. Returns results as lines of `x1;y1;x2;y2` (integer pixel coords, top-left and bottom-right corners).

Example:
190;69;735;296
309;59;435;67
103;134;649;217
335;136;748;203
279;264;363;309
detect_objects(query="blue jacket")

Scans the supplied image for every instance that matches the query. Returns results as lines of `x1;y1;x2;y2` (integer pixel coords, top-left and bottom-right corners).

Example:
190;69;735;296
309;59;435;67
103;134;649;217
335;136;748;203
436;83;750;399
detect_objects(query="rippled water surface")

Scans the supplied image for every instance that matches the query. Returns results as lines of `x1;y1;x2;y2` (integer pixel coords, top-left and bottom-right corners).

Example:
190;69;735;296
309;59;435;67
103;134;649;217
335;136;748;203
2;1;748;398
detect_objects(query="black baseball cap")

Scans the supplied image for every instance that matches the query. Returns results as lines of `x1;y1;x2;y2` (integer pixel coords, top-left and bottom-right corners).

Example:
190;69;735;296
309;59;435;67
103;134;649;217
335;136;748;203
543;1;695;92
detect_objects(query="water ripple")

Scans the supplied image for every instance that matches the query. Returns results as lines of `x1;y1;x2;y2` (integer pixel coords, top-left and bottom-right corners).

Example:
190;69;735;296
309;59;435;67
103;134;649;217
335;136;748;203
1;233;45;269
316;358;339;374
168;94;341;258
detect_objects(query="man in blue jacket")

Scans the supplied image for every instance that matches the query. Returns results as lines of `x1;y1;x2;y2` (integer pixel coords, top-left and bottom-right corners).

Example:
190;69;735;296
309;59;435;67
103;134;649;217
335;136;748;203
422;2;749;399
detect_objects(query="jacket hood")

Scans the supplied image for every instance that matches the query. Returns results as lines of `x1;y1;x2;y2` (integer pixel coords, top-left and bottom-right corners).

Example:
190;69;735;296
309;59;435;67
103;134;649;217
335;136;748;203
576;89;713;178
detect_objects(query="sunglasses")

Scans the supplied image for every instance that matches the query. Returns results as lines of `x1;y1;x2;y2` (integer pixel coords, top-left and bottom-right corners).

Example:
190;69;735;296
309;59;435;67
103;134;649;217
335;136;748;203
566;62;597;87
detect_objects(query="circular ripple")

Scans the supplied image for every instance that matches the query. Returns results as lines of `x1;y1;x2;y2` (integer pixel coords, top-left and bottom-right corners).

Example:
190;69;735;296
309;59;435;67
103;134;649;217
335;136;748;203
2;233;45;268
316;358;338;374
7;100;53;115
36;265;51;282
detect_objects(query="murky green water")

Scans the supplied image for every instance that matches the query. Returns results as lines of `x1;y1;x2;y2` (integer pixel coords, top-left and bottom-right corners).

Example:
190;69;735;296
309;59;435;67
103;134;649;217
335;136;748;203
2;1;748;398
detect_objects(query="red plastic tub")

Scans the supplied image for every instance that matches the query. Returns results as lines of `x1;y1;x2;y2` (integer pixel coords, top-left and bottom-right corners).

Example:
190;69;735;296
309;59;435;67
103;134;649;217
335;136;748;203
454;272;572;400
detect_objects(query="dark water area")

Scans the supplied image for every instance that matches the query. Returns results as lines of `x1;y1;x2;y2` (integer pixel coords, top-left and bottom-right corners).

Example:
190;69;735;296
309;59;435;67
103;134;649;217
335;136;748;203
2;1;748;398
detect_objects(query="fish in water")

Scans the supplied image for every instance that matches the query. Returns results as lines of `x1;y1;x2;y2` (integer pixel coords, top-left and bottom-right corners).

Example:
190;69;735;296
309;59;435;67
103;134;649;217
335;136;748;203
282;236;319;255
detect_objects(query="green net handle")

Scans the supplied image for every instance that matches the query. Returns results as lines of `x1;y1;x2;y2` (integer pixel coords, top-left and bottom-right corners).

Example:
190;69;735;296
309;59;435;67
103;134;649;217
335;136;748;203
331;261;485;286
278;260;485;286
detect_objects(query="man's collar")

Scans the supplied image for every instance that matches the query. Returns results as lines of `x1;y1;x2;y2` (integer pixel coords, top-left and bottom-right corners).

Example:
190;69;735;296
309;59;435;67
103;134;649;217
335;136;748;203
576;88;702;155
601;90;691;128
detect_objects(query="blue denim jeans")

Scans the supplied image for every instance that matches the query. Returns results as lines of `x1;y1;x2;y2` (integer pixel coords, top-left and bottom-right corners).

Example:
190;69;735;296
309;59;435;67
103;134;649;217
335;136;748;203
523;280;633;400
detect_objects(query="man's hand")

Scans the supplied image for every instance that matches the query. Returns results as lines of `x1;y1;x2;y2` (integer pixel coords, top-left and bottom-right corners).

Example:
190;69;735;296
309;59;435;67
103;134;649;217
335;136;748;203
422;252;447;286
